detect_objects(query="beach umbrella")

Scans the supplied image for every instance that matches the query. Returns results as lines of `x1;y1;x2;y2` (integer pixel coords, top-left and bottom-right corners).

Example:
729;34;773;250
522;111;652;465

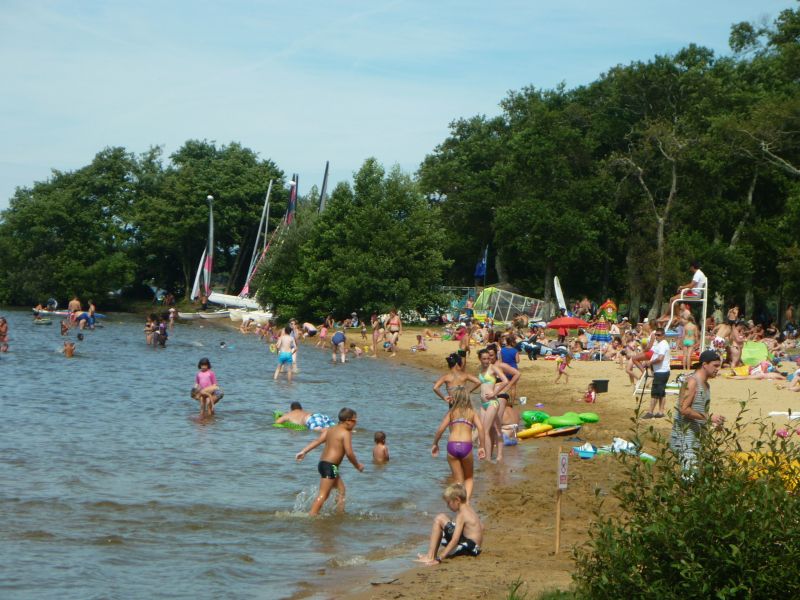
547;316;590;329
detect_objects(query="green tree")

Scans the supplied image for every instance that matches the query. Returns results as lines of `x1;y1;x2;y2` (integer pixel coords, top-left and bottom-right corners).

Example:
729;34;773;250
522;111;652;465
0;147;139;304
258;159;451;319
132;140;285;297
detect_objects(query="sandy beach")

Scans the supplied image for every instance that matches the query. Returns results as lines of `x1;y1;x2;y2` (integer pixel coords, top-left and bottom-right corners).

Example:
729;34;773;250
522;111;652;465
327;328;800;599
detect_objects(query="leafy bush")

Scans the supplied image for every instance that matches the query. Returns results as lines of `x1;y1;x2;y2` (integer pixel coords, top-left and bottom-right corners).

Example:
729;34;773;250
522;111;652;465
573;401;800;599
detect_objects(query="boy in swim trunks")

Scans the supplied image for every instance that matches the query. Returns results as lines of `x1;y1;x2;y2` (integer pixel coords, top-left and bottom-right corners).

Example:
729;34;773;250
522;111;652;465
273;325;297;382
415;483;483;565
295;407;365;516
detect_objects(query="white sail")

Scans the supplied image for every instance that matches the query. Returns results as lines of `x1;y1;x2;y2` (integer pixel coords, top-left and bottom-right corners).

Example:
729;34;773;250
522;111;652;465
190;248;207;301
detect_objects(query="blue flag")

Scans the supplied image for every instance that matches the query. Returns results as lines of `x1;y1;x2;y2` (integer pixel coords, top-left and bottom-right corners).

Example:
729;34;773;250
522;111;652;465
474;246;488;278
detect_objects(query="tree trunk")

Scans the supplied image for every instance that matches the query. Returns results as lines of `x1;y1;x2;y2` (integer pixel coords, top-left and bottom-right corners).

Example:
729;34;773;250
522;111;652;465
745;288;754;322
648;216;665;320
182;260;192;300
543;262;554;318
626;244;642;323
495;253;509;285
729;172;757;250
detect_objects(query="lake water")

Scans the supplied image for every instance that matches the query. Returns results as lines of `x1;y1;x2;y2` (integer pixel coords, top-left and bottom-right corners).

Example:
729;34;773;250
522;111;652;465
1;309;535;599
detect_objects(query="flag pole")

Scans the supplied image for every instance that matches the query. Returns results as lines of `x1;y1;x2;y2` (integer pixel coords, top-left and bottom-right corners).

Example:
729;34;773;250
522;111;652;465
483;245;488;289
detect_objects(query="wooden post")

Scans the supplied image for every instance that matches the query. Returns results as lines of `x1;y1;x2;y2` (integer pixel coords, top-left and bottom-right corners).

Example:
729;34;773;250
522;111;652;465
555;488;562;554
556;446;568;554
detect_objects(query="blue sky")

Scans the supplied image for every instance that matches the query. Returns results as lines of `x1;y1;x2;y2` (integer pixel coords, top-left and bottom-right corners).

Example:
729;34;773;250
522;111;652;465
0;1;793;210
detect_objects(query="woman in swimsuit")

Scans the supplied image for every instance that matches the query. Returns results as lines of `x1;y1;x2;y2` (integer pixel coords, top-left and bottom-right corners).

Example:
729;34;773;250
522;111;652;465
486;344;521;424
431;389;486;502
477;348;509;462
681;315;698;370
729;324;745;368
0;316;8;352
432;353;482;405
386;309;402;354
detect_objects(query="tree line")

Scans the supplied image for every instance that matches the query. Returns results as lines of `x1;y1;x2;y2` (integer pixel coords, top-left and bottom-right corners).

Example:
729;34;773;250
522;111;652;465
1;8;798;321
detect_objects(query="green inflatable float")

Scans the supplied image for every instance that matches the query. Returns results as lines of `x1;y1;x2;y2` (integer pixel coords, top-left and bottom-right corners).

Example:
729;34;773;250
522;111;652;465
522;410;550;426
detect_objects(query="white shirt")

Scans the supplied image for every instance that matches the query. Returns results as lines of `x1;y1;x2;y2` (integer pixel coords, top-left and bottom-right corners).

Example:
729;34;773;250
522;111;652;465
691;269;707;295
650;339;672;373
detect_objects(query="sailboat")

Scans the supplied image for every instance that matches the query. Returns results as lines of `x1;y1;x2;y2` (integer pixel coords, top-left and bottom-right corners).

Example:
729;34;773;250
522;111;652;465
214;181;274;318
227;173;303;323
178;195;230;320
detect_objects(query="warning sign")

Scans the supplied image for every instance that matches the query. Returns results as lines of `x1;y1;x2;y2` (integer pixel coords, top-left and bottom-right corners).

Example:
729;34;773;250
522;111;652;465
558;452;569;489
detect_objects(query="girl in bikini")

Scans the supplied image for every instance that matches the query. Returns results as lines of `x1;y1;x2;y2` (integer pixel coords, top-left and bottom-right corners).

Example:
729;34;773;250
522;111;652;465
432;353;482;406
681;316;698;370
386;309;402;354
477;348;509;462
431;389;486;502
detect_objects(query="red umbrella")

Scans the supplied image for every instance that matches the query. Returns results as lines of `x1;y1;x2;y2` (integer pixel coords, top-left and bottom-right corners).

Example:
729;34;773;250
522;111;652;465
547;316;590;329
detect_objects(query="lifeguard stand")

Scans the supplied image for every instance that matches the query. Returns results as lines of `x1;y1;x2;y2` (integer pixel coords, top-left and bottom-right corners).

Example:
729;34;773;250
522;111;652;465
632;278;709;397
664;277;709;348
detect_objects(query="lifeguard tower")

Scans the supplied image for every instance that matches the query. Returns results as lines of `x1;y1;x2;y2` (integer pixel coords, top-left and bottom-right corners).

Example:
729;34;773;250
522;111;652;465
633;277;709;397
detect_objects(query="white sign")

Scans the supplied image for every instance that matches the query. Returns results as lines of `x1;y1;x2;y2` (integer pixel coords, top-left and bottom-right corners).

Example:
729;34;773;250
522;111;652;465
558;452;569;490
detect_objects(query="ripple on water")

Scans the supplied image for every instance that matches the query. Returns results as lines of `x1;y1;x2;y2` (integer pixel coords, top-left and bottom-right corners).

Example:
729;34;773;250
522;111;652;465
1;310;454;599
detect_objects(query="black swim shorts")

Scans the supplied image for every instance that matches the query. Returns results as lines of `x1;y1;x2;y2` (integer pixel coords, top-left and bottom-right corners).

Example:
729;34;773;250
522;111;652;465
457;349;467;357
651;371;670;398
318;460;339;479
441;521;481;557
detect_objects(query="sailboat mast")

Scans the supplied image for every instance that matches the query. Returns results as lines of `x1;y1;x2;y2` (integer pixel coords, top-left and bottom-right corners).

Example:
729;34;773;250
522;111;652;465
203;195;214;296
318;161;329;213
247;180;272;282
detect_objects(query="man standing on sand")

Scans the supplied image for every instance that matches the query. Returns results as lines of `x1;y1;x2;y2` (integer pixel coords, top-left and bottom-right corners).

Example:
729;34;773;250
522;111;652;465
273;325;297;383
643;327;671;419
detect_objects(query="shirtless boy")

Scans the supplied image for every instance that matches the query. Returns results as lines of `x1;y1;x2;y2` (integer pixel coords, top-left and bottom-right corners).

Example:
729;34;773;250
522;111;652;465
295;407;365;516
273;325;297;382
415;483;483;565
372;431;389;463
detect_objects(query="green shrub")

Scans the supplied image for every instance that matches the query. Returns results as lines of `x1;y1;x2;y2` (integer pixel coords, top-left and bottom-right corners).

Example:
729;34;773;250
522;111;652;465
573;400;800;599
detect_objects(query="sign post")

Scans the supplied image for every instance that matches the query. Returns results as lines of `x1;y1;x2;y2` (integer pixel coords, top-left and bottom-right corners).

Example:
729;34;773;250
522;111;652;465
555;447;569;554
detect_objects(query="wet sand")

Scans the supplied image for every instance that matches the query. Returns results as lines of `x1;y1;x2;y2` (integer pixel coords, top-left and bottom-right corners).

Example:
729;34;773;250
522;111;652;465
330;329;800;599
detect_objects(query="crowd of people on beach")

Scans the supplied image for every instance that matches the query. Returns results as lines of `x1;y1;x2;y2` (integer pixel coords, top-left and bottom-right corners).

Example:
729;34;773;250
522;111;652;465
16;263;798;567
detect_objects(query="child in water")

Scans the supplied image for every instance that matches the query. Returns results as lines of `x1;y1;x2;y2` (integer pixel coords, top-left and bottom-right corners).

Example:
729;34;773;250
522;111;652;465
192;357;221;416
415;483;483;565
431;389;486;502
295;407;365;516
373;431;389;463
554;354;572;384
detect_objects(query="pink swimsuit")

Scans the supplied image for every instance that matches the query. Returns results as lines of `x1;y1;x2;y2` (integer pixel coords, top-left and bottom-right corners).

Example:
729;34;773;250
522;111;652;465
196;370;217;388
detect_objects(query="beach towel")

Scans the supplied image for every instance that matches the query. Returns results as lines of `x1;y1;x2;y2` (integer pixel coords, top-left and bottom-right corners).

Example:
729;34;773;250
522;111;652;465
741;341;770;367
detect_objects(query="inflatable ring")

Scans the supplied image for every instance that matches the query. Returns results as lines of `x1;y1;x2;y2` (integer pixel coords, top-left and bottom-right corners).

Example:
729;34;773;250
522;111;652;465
578;412;600;423
269;343;277;354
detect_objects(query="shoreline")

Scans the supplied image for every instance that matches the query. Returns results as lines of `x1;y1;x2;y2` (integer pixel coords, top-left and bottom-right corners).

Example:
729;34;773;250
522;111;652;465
16;307;795;598
315;328;798;600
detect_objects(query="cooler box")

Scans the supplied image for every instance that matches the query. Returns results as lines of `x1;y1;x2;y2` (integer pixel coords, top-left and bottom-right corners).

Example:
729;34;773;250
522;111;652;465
592;379;609;393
